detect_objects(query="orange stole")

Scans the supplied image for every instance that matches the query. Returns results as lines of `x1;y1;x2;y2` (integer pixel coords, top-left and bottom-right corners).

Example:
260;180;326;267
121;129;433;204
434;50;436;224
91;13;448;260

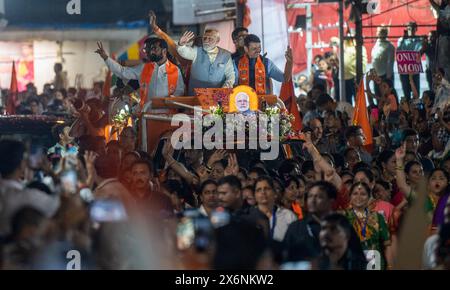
139;61;178;108
238;56;266;95
292;202;304;220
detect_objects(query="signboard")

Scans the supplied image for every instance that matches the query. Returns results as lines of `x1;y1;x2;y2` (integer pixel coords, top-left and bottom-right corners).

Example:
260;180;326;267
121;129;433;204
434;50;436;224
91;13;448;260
396;51;423;75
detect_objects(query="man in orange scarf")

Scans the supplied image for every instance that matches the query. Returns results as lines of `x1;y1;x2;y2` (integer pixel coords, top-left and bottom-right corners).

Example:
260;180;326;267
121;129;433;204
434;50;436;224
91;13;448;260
95;38;185;109
234;34;293;95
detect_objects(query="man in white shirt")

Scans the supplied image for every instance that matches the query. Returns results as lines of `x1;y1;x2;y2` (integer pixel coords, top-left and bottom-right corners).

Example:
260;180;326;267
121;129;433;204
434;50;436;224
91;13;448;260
177;29;235;96
95;38;185;109
371;26;395;96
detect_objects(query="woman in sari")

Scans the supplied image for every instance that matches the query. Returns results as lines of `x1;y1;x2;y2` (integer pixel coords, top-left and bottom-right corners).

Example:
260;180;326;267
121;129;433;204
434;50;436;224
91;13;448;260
345;182;393;269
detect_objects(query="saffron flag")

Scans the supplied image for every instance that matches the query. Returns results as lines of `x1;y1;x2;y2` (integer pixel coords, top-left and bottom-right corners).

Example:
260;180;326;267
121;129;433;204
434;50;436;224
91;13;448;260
279;79;302;132
6;62;18;115
352;79;373;149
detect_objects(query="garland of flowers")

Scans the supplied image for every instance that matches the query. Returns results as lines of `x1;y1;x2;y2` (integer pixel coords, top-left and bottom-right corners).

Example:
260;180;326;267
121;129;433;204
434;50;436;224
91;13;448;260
207;105;296;141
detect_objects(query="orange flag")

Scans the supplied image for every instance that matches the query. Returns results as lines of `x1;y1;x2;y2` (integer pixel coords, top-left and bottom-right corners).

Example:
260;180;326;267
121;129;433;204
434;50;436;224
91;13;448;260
352;78;373;149
6;62;18;115
279;79;302;132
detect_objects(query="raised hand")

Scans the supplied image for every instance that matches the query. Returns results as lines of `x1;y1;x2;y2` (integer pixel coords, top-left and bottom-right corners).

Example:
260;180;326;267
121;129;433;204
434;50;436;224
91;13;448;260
395;143;406;161
207;149;227;167
224;153;239;176
95;42;108;60
178;31;196;46
302;131;314;151
195;165;210;183
84;150;98;173
149;10;159;32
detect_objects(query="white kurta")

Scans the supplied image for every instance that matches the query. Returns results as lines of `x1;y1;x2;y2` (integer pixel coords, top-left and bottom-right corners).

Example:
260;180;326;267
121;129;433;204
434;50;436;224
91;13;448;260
105;58;185;99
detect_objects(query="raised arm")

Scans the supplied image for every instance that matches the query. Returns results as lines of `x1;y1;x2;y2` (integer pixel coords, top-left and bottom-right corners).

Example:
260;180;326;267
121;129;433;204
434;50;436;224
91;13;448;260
95;42;142;80
303;133;342;189
162;140;199;185
284;47;293;82
84;151;98;190
176;31;197;61
149;10;188;66
395;143;413;200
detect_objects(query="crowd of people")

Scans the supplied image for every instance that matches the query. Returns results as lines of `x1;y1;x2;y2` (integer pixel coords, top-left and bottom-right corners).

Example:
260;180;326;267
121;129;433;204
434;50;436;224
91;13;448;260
1;2;450;270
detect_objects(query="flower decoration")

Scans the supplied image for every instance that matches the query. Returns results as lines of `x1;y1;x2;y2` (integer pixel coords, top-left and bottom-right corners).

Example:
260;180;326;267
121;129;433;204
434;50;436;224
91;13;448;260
203;105;296;142
112;107;131;130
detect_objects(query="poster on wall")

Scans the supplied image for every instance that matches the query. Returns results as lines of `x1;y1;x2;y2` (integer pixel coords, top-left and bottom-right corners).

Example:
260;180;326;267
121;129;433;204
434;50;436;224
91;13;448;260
0;42;34;92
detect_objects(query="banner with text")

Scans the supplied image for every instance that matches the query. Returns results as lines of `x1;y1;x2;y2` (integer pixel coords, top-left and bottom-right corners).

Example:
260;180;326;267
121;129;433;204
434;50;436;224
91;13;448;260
396;51;423;75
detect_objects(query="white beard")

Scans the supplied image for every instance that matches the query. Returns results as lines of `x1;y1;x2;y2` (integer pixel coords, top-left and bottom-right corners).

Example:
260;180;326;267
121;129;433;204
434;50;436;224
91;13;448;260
203;44;216;52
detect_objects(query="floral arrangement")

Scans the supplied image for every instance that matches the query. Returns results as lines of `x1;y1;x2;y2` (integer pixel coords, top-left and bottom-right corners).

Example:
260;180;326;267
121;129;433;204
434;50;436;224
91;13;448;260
112;107;131;130
206;104;296;141
209;105;224;119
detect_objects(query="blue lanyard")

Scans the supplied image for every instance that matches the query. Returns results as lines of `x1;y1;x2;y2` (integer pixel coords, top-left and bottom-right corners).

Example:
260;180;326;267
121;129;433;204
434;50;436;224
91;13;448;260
270;207;277;239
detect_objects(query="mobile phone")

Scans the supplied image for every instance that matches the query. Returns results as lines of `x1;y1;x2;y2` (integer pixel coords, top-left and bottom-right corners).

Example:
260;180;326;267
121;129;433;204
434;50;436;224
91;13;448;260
176;217;195;251
60;170;77;194
176;212;213;252
90;199;127;222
